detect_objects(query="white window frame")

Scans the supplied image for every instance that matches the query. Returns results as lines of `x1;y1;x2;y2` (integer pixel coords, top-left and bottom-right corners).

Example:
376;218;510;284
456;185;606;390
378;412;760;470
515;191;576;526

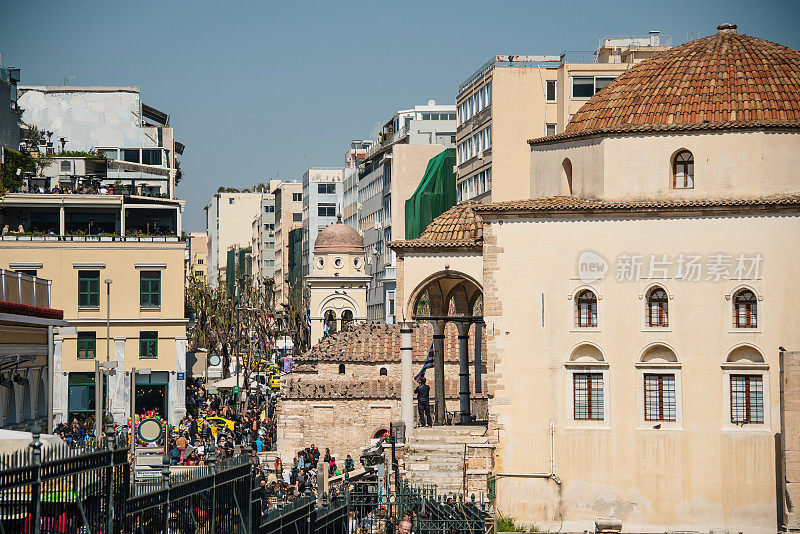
721;364;770;432
564;362;610;429
636;364;683;430
639;282;674;332
546;80;557;102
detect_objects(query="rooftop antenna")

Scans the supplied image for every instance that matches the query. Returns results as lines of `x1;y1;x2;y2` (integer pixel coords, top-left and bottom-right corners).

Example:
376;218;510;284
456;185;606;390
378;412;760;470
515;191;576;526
64;75;77;85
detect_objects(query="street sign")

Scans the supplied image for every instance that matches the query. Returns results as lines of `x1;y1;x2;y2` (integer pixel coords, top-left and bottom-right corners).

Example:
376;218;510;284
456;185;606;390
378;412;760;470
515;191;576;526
177;372;185;380
233;386;240;394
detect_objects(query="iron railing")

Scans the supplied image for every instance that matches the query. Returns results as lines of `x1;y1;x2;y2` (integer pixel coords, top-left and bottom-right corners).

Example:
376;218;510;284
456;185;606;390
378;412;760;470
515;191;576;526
0;425;491;533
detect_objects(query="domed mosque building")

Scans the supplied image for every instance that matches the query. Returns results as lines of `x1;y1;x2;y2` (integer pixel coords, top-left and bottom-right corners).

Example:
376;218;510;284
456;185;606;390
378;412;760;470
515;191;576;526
390;25;800;532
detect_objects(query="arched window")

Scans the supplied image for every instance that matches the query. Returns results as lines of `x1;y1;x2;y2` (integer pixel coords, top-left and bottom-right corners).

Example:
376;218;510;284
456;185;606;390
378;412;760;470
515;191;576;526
575;290;597;327
647;287;669;327
341;309;354;331
672;150;694;189
338;364;346;374
734;289;757;328
561;158;573;195
379;367;388;377
324;310;337;335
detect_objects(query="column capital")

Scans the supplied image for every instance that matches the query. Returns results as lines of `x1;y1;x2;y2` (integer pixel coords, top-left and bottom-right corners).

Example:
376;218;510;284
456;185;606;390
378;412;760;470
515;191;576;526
431;319;447;336
455;321;471;336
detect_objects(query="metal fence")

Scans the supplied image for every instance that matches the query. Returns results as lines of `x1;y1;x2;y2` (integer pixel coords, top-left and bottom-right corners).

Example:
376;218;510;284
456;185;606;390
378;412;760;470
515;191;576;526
0;425;490;534
0;429;128;534
125;455;252;534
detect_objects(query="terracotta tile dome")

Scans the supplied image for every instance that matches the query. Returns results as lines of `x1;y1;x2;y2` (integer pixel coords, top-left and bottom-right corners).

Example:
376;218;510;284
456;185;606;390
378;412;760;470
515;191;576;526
314;217;364;252
562;24;800;138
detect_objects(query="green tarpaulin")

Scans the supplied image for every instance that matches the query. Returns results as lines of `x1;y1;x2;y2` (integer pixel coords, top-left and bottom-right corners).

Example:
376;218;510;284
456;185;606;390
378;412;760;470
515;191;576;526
404;148;457;240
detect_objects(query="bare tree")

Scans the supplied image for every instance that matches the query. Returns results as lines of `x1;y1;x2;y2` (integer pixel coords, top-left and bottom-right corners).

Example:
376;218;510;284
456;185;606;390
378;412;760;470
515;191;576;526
187;275;289;392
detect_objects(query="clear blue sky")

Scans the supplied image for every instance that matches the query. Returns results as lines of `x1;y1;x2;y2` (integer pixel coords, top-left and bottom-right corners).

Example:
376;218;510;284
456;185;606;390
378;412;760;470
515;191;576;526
2;0;798;231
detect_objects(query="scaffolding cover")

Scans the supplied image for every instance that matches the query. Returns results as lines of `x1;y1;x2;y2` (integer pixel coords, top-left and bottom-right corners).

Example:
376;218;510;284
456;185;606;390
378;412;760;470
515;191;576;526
404;148;456;240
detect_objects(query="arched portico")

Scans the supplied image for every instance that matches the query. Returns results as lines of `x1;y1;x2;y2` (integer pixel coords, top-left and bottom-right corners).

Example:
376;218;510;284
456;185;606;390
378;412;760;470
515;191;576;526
402;270;484;427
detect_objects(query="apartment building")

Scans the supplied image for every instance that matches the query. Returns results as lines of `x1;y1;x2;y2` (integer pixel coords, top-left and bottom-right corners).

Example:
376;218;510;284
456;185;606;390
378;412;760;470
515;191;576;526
342;141;373;228
204;192;269;288
0;56;21;152
358;101;456;323
455;31;670;203
249;194;277;287
0;193;187;429
301;168;343;278
17;85;184;198
271;181;303;310
188;232;208;283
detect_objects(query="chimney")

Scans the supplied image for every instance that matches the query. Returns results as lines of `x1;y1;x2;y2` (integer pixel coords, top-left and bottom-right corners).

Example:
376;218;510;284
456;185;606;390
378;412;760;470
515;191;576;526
648;30;660;47
717;23;738;34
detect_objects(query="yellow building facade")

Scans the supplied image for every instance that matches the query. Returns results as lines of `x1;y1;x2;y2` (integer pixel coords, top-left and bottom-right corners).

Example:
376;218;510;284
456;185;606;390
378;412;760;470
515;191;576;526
0;194;187;429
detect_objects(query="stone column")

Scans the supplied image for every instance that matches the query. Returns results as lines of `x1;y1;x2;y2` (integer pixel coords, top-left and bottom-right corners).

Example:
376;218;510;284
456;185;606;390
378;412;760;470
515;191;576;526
59;205;65;237
109;337;127;425
400;323;414;437
432;320;446;425
52;336;66;426
170;337;187;425
474;321;482;394
456;322;471;424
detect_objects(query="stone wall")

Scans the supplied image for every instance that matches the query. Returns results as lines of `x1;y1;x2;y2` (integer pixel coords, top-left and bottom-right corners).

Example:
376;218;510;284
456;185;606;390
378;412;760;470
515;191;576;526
277;396;466;464
782;351;800;531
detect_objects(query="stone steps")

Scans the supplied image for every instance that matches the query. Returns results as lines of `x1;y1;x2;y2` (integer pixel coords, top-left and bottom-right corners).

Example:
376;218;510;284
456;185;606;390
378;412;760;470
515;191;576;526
402;426;489;495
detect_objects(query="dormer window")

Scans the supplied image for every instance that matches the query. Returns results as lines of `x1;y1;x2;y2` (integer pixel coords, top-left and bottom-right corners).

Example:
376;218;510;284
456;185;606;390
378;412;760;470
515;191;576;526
673;150;694;189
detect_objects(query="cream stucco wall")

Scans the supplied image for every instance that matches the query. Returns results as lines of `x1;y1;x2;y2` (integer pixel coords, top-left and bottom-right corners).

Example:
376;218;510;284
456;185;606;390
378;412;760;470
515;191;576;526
395;251;484;321
531;131;800;201
307;247;369;346
487;67;557;203
482;211;800;532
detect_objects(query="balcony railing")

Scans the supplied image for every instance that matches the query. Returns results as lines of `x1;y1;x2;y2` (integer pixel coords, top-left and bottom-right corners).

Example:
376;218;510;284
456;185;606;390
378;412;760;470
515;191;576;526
0;235;183;243
0;269;50;308
364;126;410;161
560;51;598;64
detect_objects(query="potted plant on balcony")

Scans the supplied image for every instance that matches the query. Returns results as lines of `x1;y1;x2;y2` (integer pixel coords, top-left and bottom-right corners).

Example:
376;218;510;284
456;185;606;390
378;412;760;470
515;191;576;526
69;230;86;241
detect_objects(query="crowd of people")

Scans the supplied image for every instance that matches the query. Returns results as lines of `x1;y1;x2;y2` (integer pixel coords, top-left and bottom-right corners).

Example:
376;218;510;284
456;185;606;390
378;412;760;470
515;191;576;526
251;442;358;514
53;419;94;445
160;376;279;467
16;182;122;195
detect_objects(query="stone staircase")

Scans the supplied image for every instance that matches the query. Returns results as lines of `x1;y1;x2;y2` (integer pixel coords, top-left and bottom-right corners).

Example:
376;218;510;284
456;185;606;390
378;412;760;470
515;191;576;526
401;425;491;496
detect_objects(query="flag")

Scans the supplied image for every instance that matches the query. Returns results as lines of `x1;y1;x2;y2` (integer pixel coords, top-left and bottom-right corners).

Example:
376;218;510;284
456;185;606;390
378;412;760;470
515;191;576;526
305;304;312;329
414;344;435;381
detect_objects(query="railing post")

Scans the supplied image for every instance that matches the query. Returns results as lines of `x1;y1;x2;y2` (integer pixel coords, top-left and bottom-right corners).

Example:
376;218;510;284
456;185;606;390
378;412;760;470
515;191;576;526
162;453;171;534
243;434;253;534
207;442;217;534
29;421;43;534
104;413;116;534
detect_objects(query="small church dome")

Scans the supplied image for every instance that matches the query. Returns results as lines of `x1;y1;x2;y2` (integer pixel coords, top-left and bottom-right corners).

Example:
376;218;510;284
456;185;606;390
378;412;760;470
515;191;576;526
314;216;364;253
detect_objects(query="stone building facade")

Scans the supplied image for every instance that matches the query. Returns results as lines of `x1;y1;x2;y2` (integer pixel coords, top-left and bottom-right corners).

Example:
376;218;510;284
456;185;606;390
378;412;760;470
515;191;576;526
277;322;487;463
391;25;800;532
